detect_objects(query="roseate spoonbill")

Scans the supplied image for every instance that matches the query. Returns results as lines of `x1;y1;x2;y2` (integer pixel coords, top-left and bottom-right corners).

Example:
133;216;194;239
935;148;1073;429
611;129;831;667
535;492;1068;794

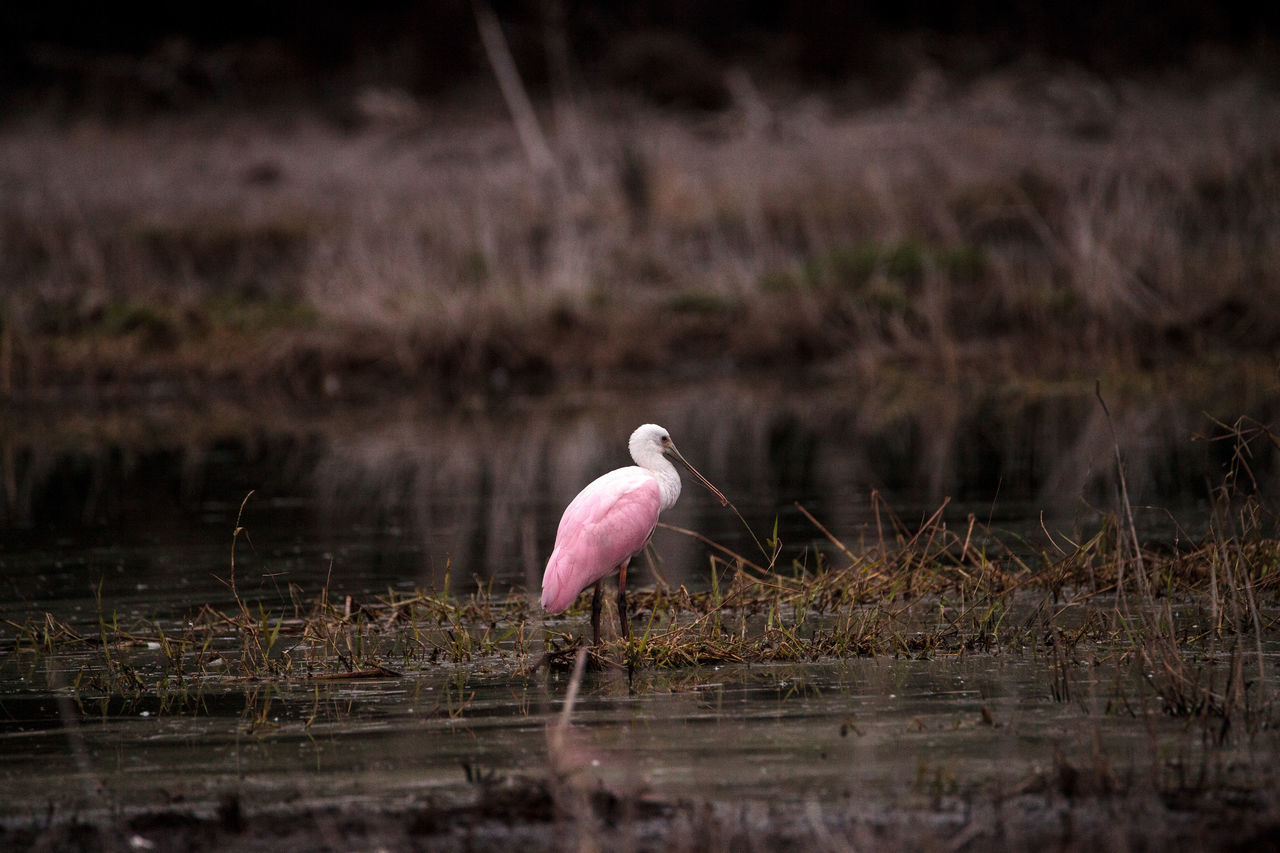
541;424;727;646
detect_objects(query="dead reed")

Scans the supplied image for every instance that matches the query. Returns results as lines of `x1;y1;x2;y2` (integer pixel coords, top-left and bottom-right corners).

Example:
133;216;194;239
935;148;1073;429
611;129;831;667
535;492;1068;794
2;65;1279;397
7;413;1278;743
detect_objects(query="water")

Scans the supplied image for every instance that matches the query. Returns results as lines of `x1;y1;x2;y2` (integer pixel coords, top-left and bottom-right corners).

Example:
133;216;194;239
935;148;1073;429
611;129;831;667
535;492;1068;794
5;374;1275;623
2;373;1279;830
3;644;1265;824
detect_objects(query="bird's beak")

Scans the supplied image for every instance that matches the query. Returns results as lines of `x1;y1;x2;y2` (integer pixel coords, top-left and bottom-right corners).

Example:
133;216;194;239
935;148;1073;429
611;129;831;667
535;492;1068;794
665;443;729;507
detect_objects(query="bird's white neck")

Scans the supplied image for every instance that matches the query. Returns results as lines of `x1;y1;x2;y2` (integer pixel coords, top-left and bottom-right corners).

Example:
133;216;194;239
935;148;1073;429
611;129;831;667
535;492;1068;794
631;444;682;512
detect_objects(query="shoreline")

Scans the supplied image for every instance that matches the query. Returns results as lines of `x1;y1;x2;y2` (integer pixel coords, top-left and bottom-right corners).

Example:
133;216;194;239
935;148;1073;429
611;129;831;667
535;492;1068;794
4;65;1278;407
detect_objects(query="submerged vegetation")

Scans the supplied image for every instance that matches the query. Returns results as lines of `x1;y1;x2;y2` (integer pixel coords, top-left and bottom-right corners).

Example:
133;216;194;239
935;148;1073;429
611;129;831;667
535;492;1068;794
11;489;1278;728
7;419;1280;737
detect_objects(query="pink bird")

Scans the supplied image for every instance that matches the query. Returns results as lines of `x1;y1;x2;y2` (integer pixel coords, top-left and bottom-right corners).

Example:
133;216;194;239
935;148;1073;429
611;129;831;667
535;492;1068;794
541;424;727;646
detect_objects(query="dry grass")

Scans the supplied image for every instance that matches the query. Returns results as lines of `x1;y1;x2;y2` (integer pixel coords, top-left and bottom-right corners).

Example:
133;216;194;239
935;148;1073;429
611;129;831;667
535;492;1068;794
8;418;1279;744
8;498;1276;714
2;65;1279;397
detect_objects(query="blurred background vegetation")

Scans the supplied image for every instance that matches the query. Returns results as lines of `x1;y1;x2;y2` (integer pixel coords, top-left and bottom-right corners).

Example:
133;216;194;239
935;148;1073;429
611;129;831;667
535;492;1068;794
2;1;1278;401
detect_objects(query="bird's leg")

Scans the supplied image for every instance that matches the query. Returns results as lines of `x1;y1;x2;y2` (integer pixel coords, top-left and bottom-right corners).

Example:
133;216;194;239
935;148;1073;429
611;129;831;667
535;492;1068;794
616;557;631;641
590;580;603;647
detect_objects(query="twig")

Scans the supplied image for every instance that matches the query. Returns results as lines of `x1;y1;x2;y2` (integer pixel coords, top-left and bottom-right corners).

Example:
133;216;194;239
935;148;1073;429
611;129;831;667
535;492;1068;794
794;502;858;566
657;521;768;574
472;1;556;178
1096;381;1146;607
555;648;588;734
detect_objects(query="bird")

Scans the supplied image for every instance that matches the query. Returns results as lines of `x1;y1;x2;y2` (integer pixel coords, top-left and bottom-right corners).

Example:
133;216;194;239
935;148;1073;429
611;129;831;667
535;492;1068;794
541;423;727;647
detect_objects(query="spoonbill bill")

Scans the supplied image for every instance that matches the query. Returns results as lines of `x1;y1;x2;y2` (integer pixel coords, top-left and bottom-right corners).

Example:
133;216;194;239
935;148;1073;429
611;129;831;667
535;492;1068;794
541;424;727;646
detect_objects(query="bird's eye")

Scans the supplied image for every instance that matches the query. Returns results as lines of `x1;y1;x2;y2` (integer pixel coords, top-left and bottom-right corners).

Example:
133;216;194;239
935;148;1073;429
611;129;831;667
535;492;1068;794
661;435;671;444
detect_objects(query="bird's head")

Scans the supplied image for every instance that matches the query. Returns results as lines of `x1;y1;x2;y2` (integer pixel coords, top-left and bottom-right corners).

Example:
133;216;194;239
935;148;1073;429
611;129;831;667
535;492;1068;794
629;424;728;507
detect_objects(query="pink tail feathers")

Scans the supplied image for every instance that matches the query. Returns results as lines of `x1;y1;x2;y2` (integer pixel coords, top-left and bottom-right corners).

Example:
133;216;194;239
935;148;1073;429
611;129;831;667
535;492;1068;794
540;548;574;613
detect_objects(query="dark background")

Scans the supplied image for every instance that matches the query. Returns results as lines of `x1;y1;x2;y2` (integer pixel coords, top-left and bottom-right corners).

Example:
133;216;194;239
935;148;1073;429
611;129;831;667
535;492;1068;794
3;1;1277;115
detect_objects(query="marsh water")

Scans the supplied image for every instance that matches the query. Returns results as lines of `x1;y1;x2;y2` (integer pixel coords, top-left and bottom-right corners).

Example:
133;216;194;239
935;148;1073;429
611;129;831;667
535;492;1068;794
7;651;1268;827
3;373;1280;830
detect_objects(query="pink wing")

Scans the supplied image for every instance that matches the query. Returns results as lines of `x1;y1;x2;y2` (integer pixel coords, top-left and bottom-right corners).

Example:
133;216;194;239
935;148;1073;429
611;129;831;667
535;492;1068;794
540;467;662;613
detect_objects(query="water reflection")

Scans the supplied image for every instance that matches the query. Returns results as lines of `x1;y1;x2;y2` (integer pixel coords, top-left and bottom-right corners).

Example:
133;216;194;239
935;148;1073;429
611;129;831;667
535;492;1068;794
4;651;1265;825
2;374;1278;617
